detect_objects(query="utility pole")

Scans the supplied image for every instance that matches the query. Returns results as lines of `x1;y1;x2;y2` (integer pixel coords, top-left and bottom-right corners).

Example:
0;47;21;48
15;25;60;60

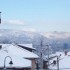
47;45;50;70
40;39;43;70
57;56;59;70
0;12;1;24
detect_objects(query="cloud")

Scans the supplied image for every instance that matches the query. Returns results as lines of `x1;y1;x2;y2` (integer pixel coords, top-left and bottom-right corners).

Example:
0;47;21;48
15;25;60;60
2;19;25;25
1;19;36;32
21;28;36;32
8;20;25;25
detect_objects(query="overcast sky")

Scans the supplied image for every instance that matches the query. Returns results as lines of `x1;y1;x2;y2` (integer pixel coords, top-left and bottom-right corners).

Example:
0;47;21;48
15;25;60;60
0;0;70;32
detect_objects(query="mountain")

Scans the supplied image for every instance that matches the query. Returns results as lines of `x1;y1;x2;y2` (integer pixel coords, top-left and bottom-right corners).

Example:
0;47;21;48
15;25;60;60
0;29;35;44
42;31;70;52
0;29;70;52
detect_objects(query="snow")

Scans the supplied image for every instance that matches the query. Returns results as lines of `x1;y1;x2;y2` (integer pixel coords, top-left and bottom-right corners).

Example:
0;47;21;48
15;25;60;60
49;52;70;70
8;44;38;58
45;52;63;58
1;44;38;59
59;56;70;69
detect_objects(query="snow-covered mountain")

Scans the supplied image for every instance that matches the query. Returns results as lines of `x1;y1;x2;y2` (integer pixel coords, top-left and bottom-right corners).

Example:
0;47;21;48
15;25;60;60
0;29;70;52
43;31;70;39
42;31;70;52
0;29;35;44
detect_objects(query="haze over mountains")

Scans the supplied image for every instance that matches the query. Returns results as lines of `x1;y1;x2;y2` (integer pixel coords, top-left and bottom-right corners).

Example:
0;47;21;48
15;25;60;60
0;29;70;52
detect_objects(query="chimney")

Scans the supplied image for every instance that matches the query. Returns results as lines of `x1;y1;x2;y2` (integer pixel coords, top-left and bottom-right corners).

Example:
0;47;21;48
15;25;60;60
65;51;67;55
0;45;2;49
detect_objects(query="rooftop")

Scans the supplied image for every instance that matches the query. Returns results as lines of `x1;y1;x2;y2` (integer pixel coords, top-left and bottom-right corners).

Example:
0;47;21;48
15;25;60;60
49;51;70;70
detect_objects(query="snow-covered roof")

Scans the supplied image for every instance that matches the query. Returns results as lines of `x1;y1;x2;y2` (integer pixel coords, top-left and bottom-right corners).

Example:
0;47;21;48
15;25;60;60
18;44;35;50
0;44;38;59
49;52;70;70
0;50;31;68
45;52;63;59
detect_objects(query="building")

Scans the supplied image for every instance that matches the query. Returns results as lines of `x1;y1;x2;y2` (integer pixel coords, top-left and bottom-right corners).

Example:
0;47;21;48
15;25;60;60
0;44;39;70
45;51;70;70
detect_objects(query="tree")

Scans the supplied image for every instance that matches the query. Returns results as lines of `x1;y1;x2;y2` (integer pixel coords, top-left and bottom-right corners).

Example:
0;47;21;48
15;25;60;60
33;34;52;69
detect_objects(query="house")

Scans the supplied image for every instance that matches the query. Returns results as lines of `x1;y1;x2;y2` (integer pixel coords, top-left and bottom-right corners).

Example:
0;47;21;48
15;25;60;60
45;51;70;70
0;47;31;70
42;52;61;69
0;44;39;70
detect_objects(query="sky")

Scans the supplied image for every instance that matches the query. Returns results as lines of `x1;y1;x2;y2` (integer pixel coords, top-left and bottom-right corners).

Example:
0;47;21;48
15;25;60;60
0;0;70;32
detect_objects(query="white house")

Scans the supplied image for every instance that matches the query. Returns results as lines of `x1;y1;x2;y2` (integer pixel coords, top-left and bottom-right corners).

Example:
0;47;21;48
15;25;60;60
46;51;70;70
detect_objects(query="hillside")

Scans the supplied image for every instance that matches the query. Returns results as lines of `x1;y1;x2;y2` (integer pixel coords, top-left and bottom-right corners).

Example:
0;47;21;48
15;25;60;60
0;29;70;52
